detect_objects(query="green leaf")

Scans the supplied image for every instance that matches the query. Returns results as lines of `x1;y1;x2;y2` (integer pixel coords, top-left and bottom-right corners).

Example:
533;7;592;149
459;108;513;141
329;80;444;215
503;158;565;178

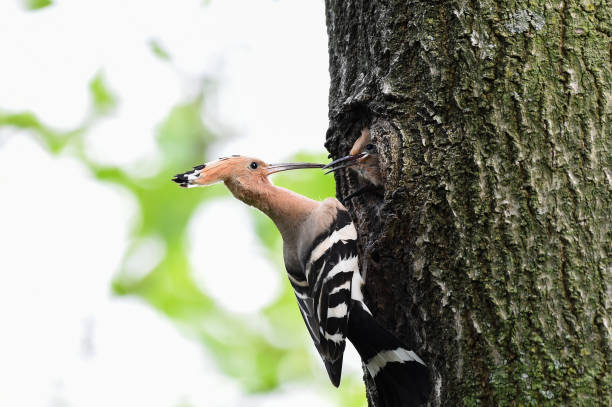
0;111;80;153
149;40;171;61
156;92;215;166
89;72;117;114
24;0;52;10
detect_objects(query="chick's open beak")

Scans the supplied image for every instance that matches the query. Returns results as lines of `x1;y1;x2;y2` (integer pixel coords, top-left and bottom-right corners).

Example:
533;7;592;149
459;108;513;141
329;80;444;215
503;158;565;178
265;162;324;175
322;152;367;174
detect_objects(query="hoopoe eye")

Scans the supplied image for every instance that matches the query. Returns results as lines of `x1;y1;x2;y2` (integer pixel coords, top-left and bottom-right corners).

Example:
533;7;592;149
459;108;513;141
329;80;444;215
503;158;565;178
250;161;258;170
365;143;376;151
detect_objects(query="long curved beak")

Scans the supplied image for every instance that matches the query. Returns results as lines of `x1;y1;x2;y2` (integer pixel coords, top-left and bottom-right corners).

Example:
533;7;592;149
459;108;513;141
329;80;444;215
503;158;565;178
266;162;325;175
322;152;367;174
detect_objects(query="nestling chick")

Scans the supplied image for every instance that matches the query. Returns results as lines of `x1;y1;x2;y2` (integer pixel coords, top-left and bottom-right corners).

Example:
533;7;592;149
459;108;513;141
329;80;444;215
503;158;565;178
324;128;383;199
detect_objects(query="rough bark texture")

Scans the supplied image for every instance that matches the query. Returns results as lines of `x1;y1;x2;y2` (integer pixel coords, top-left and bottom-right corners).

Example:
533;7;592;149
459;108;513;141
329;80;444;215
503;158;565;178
324;1;611;406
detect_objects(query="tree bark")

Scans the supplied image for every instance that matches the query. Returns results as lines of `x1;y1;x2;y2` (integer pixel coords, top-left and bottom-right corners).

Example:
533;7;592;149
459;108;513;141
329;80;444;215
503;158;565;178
324;1;611;405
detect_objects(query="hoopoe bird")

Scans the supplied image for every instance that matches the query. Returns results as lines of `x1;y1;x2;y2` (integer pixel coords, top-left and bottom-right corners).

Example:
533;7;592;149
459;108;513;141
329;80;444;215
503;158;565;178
323;128;383;200
173;155;430;406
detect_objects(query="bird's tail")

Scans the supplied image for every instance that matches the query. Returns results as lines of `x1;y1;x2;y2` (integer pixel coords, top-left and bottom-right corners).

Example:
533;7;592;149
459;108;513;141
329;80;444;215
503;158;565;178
172;164;206;188
347;300;430;407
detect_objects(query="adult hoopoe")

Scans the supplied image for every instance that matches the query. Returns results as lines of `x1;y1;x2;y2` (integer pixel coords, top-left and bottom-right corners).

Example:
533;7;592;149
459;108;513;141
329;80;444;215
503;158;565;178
323;128;383;199
173;155;429;406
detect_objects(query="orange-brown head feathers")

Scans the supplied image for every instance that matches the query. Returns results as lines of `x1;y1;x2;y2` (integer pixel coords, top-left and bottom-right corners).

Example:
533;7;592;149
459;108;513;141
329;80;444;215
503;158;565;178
173;156;323;205
173;156;265;188
323;128;382;186
173;156;324;187
173;155;324;237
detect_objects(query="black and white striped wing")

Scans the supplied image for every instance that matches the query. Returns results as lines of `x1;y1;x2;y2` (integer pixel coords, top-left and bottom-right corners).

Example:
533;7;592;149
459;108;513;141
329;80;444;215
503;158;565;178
302;208;359;385
287;269;342;381
288;273;320;344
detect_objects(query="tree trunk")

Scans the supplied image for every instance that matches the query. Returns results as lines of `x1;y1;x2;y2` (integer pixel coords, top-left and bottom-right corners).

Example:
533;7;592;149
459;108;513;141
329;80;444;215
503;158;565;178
324;1;611;405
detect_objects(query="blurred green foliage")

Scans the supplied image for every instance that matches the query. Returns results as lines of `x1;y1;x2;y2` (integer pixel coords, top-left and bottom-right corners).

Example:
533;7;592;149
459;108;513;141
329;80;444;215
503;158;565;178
23;0;52;10
150;40;172;61
0;69;366;406
89;72;118;115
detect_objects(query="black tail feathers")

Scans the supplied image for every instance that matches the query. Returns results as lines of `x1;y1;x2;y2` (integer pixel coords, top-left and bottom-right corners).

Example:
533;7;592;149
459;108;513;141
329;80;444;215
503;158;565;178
324;356;344;387
372;357;430;407
347;300;430;407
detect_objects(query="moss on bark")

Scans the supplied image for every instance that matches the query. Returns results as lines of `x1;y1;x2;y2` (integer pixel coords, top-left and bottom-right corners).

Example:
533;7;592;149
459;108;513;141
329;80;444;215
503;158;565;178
324;0;611;405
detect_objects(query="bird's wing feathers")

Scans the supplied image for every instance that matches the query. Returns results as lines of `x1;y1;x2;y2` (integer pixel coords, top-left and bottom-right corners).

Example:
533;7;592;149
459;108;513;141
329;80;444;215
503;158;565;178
293;206;359;386
293;289;320;344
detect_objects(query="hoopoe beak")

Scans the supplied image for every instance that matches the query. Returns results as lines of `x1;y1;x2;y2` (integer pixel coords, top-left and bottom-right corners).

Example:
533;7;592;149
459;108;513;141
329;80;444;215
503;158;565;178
322;152;367;174
265;162;325;175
